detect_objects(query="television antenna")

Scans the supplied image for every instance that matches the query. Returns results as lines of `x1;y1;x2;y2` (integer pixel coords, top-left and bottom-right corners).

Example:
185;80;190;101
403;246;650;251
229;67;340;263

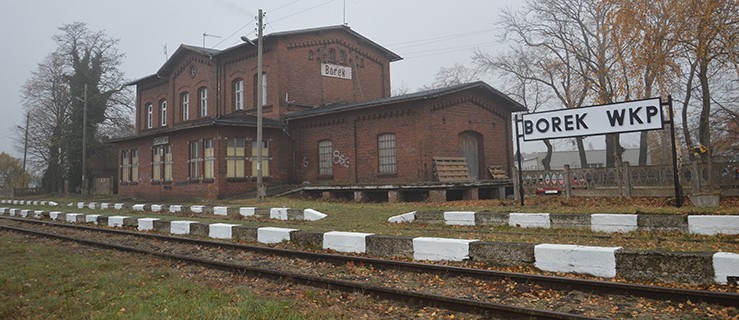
203;33;222;48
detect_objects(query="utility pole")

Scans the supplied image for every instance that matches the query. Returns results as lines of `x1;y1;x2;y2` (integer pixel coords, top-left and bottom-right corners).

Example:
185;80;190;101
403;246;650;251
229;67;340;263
80;84;88;197
256;8;266;202
22;112;29;174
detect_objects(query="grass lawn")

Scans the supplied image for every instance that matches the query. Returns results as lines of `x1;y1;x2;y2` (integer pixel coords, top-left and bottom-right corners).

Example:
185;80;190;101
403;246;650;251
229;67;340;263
0;233;324;320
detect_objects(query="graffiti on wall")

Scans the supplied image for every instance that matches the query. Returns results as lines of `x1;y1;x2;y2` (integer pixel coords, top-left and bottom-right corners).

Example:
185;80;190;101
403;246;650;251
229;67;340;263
333;149;350;168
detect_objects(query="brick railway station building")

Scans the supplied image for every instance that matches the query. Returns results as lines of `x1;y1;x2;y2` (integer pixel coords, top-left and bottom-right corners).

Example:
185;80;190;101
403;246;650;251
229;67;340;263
111;25;525;201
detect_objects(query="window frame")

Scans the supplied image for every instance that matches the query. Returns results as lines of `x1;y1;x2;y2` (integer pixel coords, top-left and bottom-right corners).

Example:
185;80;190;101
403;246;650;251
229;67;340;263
160;100;167;126
226;138;246;179
199;87;208;117
189;140;200;180
251;140;270;177
233;79;244;111
146;104;153;129
203;139;215;180
131;149;139;183
181;92;189;121
253;72;267;108
377;133;397;175
318;140;333;177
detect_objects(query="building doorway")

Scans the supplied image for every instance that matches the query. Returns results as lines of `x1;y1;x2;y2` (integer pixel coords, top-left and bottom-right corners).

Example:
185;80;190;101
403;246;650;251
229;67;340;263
459;131;483;180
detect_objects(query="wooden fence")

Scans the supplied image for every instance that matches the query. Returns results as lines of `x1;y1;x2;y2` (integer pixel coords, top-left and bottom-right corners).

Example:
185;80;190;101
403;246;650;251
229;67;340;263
514;161;739;198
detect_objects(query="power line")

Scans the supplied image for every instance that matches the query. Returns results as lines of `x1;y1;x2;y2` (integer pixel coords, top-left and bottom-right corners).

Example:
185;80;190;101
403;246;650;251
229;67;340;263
388;28;497;49
269;0;335;24
400;41;500;59
212;17;258;48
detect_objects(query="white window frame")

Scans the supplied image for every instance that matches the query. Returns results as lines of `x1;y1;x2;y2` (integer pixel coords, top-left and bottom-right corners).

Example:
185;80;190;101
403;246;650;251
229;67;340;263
146;104;153;129
160;100;167;126
199;87;208;117
181;93;189;121
234;80;244;110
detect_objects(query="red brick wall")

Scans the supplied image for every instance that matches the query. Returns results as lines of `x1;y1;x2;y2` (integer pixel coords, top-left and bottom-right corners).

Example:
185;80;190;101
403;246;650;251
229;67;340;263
117;125;291;200
290;90;514;185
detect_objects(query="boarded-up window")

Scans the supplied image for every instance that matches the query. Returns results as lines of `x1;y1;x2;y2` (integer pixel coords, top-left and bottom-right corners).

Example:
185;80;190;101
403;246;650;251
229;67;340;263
204;139;214;179
152;146;162;182
163;145;173;182
131;149;139;182
121;150;129;183
189;141;200;179
227;138;246;178
251;140;269;177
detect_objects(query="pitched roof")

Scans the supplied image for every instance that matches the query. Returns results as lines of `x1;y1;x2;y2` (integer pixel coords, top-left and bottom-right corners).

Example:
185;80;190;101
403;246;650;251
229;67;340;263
285;81;527;120
127;25;400;86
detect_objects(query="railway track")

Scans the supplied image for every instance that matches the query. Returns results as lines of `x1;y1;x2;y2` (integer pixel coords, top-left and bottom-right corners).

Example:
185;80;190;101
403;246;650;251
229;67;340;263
1;216;737;318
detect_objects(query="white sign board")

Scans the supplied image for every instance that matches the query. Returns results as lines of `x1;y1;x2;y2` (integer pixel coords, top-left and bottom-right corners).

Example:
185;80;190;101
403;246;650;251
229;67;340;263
321;63;352;80
521;98;663;141
153;136;169;146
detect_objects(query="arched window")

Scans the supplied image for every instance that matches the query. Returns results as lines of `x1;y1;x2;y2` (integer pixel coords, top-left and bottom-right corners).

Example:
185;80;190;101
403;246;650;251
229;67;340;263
318;140;333;177
233;79;244;110
339;50;347;64
160;100;167;126
378;133;397;174
198;87;208;117
146;103;153;129
181;92;189;121
328;48;336;63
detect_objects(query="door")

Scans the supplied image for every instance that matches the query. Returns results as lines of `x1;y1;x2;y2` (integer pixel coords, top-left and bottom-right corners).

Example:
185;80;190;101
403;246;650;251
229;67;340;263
459;131;482;180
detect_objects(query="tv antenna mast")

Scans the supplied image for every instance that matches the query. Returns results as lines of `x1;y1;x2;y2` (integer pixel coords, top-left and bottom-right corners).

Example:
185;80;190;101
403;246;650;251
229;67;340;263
203;33;222;48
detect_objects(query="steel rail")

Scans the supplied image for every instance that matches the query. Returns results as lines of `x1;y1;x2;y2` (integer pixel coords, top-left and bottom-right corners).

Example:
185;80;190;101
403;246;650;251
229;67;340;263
2;216;738;308
0;223;599;320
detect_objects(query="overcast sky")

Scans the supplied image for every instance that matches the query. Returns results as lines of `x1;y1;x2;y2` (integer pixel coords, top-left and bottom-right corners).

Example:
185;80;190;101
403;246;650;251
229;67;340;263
1;0;530;159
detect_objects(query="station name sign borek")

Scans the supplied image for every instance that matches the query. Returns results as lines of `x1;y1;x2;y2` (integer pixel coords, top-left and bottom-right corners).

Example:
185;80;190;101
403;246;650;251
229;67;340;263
520;98;664;141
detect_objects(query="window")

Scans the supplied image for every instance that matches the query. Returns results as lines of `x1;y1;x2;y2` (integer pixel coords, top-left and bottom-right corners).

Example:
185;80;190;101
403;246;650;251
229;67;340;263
233;79;244;110
131;149;139;182
226;138;246;178
328;48;336;63
378;133;397;174
319;140;333;177
199;87;208;117
339;50;347;64
253;72;267;107
146;104;153;129
121;150;130;183
163;144;172;182
251;140;269;177
189;141;200;179
160;100;167;126
181;92;189;121
204;139;215;179
152;146;162;182
308;50;314;60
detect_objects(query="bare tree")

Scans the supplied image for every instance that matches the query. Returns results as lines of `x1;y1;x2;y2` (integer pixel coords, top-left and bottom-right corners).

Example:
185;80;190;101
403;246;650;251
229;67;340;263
420;63;482;90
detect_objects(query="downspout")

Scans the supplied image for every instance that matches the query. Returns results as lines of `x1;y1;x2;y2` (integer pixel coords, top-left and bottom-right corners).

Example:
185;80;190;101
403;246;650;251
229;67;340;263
354;117;359;184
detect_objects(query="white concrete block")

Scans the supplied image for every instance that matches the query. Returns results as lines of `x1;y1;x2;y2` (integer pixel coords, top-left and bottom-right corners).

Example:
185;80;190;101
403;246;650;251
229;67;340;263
19;209;32;217
388;211;416;223
0;207;7;214
12;200;19;205
258;227;298;244
32;201;39;206
322;231;373;253
190;205;205;213
77;202;85;209
18;200;25;205
534;244;621;278
39;201;47;206
49;211;62;220
87;203;97;209
114;203;125;210
138;218;160;231
150;204;163;212
170;221;199;235
33;210;43;219
510;213;551;228
689;216;739;235
413;237;477;261
132;204;146;211
9;209;18;216
713;252;739;285
213;206;229;216
169;205;182;213
304;208;327;221
48;201;58;206
270;208;289;220
209;223;240;239
85;215;100;224
239;207;256;217
444;211;476;226
66;213;83;223
100;203;110;209
591;214;638;233
108;216;130;228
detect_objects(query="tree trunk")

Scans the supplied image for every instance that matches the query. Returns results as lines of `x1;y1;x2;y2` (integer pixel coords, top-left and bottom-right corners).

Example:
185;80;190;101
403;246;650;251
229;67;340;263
542;139;553;171
576;137;588;168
